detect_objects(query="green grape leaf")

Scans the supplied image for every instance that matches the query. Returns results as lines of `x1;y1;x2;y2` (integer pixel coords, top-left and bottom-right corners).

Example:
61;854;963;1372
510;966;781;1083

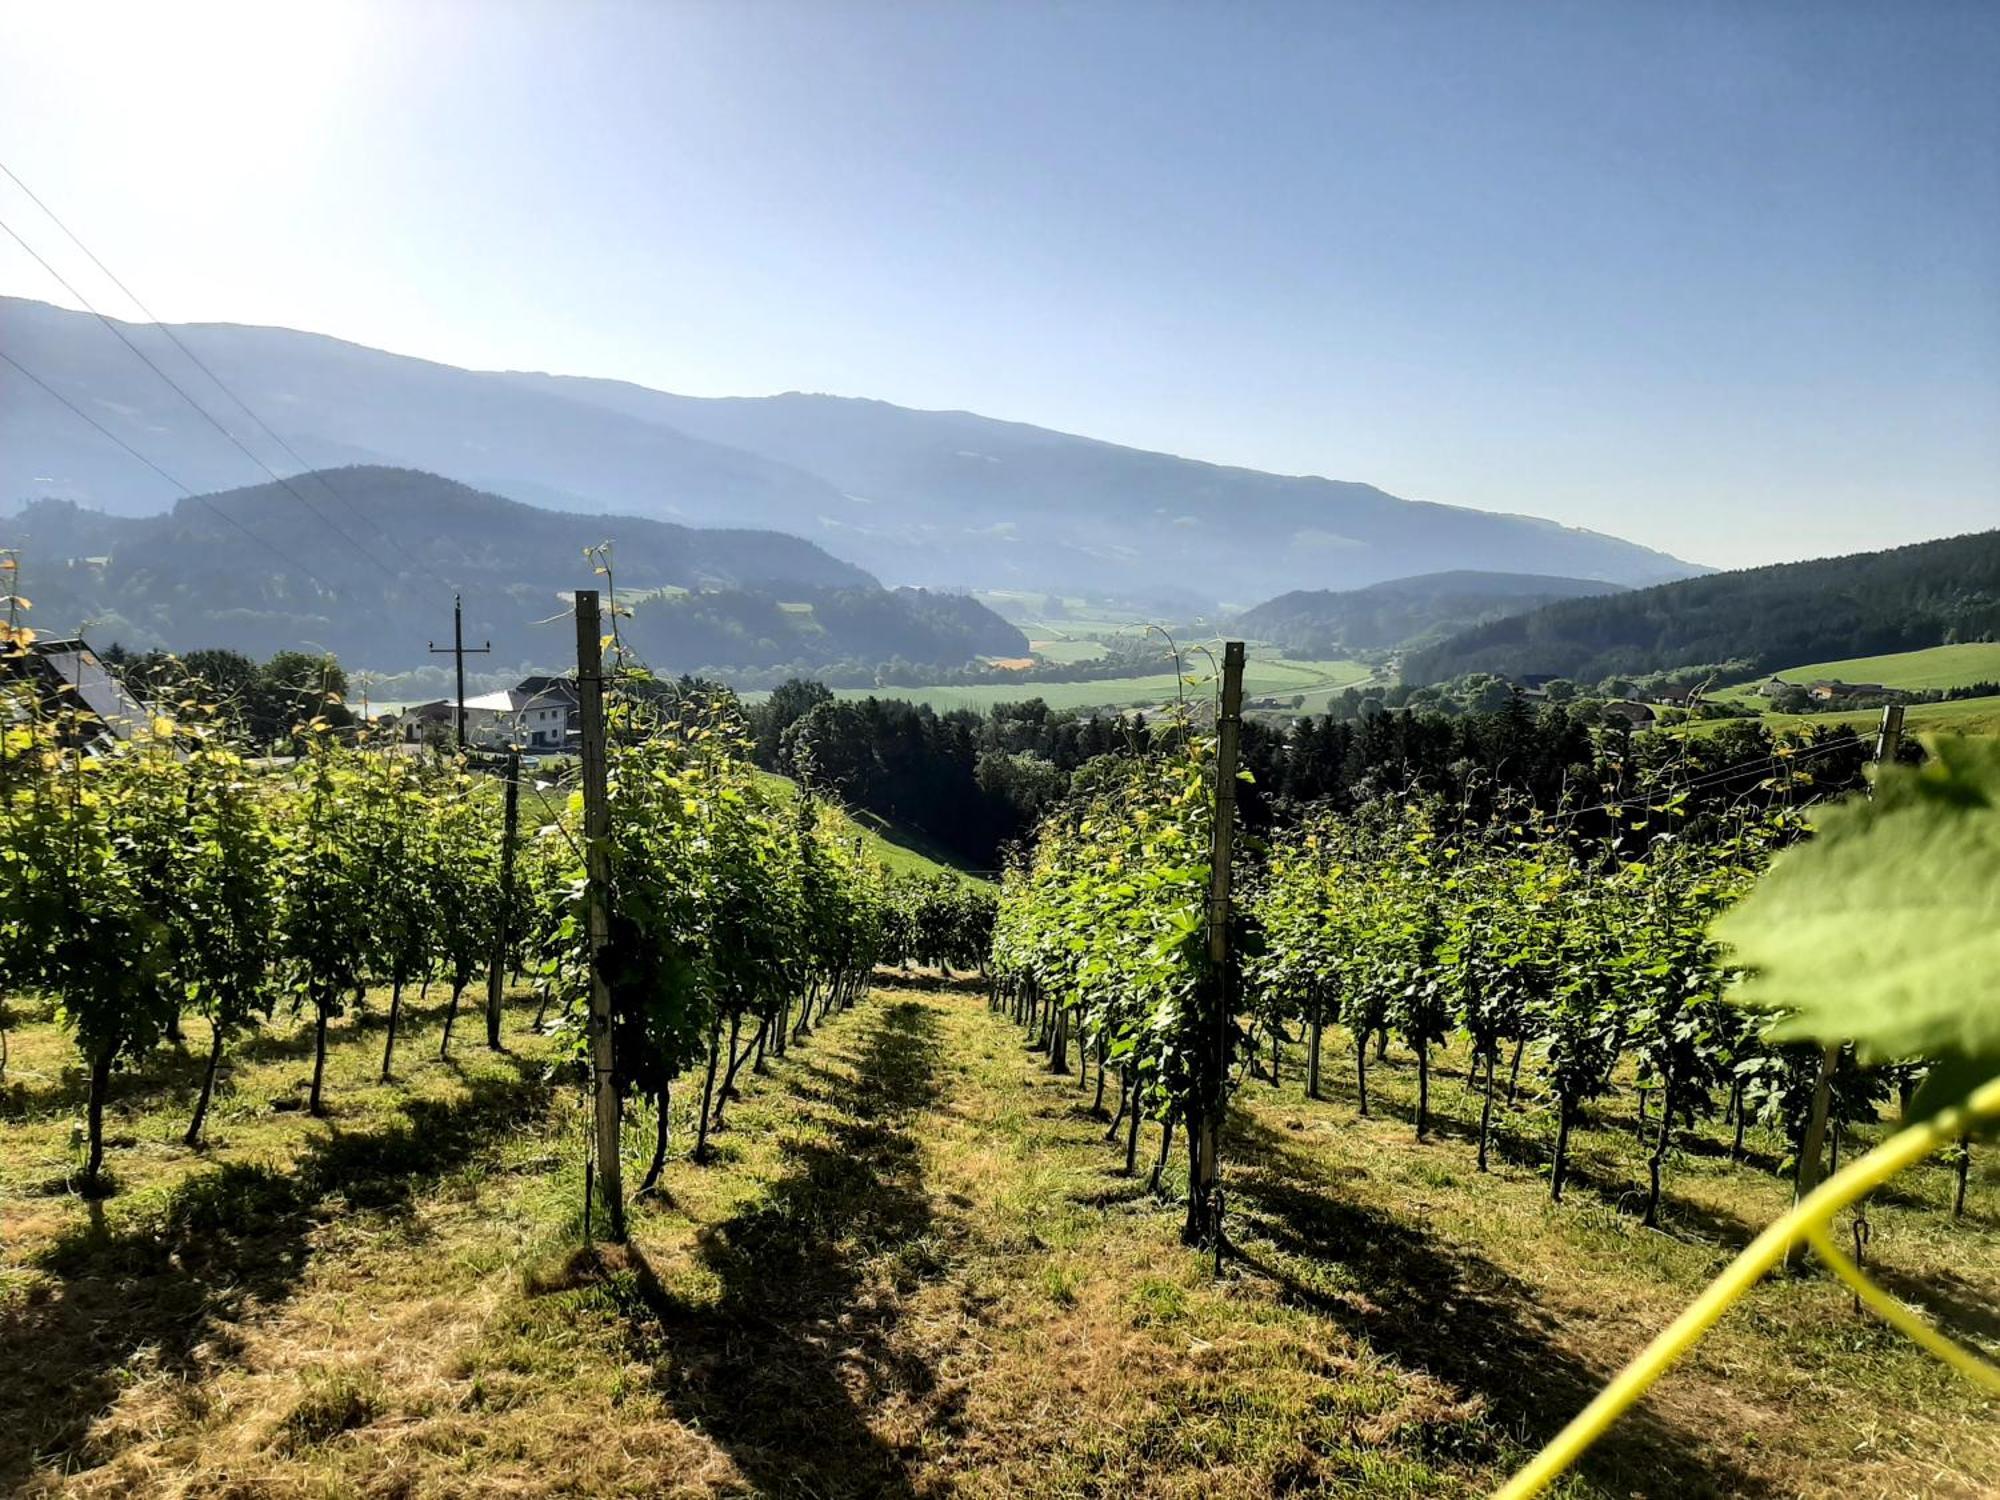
1714;738;2000;1107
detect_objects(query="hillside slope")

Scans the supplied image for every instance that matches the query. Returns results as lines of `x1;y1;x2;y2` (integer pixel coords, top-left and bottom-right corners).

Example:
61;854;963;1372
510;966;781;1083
0;466;1022;671
1404;530;2000;684
1234;570;1625;656
0;296;843;530
2;296;1701;603
509;376;1704;599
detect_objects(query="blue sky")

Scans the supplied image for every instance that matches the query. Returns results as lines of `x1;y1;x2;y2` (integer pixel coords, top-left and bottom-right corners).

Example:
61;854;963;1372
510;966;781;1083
1;0;1994;568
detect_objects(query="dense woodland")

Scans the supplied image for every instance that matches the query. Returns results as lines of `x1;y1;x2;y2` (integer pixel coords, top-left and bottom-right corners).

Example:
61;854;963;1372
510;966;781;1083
1405;528;2000;684
748;676;1875;870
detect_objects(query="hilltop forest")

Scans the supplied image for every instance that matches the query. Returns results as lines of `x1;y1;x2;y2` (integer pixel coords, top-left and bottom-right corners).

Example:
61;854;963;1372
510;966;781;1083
1404;529;2000;685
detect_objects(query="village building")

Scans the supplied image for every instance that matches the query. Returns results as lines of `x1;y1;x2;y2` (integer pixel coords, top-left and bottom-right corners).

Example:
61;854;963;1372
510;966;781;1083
0;636;152;749
392;674;579;750
1806;679;1898;703
1601;699;1656;727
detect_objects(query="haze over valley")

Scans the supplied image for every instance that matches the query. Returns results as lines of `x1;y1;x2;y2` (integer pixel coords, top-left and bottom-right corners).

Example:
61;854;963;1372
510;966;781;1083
2;293;1702;642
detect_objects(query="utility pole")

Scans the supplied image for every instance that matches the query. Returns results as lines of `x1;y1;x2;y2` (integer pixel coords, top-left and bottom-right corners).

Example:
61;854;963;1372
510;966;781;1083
1788;702;1904;1269
428;594;491;750
485;746;519;1050
1188;640;1245;1256
575;590;624;1239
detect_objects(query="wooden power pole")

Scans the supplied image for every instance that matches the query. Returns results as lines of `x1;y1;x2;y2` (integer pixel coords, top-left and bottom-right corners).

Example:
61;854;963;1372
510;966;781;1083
428;593;491;750
485;746;519;1050
1787;702;1904;1268
1189;640;1245;1253
575;590;624;1239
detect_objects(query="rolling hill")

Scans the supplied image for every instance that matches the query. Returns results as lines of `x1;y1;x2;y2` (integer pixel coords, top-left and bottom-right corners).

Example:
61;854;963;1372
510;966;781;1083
2;295;1702;604
1404;530;2000;685
1233;570;1626;657
0;466;1024;672
1712;642;2000;704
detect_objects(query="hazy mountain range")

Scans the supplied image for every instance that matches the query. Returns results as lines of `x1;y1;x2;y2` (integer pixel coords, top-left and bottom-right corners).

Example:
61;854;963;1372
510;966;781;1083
0;467;1027;673
1233;570;1626;657
2;295;1702;605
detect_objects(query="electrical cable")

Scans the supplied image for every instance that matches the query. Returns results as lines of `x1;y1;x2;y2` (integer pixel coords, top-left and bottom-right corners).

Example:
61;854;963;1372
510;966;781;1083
0;158;451;591
0;346;339;594
0;209;410;584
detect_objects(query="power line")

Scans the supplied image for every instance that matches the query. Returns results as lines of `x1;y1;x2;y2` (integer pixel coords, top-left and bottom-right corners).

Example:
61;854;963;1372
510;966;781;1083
0;209;411;585
0;346;339;593
1561;734;1861;822
0;158;449;590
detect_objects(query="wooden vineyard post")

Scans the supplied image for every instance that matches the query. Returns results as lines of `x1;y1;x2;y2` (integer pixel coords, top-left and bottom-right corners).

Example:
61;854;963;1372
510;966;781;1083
1872;702;1905;767
1188;640;1245;1254
576;590;625;1240
486;747;519;1050
1787;702;1903;1269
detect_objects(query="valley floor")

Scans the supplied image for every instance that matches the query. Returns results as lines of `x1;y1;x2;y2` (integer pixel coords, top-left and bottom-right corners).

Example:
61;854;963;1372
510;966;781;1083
2;985;1997;1497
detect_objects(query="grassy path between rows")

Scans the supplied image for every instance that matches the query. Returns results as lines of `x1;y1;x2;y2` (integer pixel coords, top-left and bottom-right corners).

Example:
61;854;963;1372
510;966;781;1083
3;985;1996;1496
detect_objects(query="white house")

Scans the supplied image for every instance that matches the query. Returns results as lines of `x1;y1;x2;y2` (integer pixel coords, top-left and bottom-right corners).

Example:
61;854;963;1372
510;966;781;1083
462;674;578;750
394;675;578;750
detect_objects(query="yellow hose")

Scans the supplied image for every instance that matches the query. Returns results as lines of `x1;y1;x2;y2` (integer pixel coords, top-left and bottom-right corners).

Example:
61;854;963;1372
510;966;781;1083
1493;1074;2000;1500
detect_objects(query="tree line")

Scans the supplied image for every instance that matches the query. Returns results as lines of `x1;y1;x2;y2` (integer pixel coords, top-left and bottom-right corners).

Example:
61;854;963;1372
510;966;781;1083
747;676;1877;871
1404;527;2000;685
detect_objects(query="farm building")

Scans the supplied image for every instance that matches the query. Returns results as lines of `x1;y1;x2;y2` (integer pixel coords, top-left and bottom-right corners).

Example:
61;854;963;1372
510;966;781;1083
394;674;578;750
1601;700;1656;726
0;636;152;749
1806;679;1900;703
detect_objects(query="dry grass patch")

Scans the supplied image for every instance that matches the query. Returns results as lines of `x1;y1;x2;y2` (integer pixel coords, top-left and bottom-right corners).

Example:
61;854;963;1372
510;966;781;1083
5;982;1998;1497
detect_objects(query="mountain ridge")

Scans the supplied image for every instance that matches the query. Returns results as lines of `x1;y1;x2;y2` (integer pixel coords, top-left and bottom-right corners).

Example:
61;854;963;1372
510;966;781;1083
1402;531;2000;685
0;466;1027;674
2;295;1702;604
1234;570;1628;656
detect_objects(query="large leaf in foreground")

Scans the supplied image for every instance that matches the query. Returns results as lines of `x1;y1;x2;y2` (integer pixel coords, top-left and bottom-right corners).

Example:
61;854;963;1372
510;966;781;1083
1714;738;2000;1107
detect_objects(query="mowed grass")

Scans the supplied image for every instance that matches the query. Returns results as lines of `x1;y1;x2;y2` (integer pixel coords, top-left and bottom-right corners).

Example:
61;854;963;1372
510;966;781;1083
1713;643;2000;704
1027;636;1113;665
1679;693;2000;740
3;986;1997;1497
829;656;1373;714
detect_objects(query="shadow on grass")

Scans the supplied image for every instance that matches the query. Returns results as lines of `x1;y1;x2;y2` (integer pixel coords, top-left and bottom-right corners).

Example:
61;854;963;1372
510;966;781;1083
871;968;989;995
1321;1074;1772;1251
3;1037;220;1121
604;999;948;1499
1866;1261;2000;1345
1224;1112;1777;1500
0;1059;551;1489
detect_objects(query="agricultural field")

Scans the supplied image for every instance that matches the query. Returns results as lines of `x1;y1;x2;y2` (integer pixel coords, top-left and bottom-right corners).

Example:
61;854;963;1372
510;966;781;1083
1684;693;2000;740
831;656;1373;714
3;984;1994;1498
1024;635;1111;665
1713;642;2000;705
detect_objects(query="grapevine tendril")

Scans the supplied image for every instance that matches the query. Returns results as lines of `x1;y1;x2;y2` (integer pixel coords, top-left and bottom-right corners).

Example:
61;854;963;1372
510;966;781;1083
1495;1074;2000;1499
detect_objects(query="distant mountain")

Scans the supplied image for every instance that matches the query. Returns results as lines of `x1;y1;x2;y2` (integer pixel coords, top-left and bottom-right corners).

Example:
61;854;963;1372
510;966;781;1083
1;296;1702;604
0;466;1024;673
1403;531;2000;686
1234;570;1626;657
